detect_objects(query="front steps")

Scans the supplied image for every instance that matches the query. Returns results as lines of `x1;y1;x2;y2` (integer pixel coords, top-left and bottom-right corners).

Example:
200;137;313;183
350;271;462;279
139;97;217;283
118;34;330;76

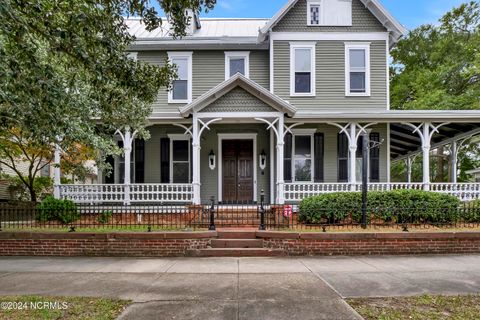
187;230;285;257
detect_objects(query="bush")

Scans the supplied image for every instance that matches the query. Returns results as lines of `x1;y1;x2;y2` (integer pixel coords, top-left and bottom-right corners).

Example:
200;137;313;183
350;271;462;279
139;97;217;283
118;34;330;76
299;190;461;225
36;196;79;224
97;210;113;224
464;200;480;222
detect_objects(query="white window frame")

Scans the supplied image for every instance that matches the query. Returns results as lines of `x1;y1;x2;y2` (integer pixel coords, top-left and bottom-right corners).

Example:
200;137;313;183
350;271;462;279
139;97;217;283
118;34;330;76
291;129;316;183
167;52;193;104
290;43;316;97
224;51;250;80
168;134;191;184
307;0;323;26
345;42;371;97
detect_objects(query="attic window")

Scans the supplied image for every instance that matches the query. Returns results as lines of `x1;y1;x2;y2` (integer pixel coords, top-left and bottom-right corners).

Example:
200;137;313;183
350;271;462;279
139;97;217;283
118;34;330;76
307;1;323;26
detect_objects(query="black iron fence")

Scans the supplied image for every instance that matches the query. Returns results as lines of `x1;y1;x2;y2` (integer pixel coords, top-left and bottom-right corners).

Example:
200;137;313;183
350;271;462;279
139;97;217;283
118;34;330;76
1;199;480;232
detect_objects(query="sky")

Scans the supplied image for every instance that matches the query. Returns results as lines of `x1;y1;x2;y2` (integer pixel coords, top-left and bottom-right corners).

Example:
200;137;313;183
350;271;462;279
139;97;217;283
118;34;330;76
153;0;468;30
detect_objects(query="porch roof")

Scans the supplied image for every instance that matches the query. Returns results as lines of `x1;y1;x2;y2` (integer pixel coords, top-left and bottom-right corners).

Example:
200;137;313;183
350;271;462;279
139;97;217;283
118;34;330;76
179;74;297;117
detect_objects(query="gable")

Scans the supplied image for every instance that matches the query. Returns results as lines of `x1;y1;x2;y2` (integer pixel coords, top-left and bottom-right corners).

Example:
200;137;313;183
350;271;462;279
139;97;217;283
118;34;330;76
202;87;278;113
273;0;386;32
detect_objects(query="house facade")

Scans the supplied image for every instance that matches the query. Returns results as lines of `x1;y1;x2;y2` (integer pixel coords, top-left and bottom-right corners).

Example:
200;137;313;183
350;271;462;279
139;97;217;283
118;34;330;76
58;0;480;205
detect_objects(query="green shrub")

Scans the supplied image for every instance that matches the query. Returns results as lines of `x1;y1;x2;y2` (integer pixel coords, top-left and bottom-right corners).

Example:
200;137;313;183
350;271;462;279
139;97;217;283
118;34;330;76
463;200;480;222
97;210;113;224
36;196;79;224
299;190;461;224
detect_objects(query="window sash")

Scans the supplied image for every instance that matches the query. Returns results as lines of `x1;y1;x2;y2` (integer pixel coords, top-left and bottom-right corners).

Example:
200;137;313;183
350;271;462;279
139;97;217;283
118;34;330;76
293;135;313;182
170;138;191;183
310;5;320;25
168;52;192;102
345;44;370;96
229;58;246;77
291;46;315;95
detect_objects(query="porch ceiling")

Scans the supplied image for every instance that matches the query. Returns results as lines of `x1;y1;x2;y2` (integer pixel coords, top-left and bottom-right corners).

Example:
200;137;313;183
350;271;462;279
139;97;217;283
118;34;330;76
390;123;480;160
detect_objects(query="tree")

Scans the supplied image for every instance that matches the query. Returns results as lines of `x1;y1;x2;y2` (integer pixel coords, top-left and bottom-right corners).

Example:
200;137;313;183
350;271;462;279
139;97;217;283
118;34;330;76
390;1;480;111
0;0;215;201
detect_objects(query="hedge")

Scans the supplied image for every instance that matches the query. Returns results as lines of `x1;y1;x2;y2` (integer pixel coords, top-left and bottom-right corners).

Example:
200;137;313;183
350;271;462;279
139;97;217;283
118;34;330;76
299;190;461;224
36;196;79;224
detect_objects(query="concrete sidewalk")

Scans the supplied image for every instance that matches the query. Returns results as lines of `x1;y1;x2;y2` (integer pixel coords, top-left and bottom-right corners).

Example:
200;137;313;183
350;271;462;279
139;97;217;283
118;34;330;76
0;255;479;319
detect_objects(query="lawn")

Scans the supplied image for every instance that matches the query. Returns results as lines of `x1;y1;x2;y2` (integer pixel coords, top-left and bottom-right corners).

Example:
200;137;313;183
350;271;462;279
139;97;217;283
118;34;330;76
348;294;480;320
0;296;131;320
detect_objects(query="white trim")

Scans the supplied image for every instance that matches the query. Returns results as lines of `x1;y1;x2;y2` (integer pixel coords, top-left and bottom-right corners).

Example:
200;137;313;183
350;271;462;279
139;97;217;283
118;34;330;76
290;42;316;97
345;42;371;97
197;112;282;119
218;133;258;203
271;32;389;41
168;134;191;184
167;52;193;104
307;0;323;26
270;128;275;203
127;52;138;61
224;51;250;80
270;36;274;93
386;37;390;110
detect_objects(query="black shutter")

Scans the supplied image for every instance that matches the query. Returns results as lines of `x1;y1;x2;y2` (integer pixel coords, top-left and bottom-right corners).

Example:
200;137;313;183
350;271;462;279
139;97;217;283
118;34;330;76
117;140;124;183
160;138;170;183
105;155;115;184
338;133;348;182
314;133;324;182
370;132;380;182
134;139;145;183
284;133;292;182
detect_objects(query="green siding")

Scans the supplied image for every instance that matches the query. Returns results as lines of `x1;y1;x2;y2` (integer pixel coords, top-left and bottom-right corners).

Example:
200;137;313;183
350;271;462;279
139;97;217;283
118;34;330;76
273;40;387;110
137;50;270;114
273;0;387;32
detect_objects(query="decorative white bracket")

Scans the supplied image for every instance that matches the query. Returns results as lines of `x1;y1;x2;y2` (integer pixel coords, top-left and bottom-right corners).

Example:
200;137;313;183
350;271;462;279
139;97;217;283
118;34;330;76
172;123;193;136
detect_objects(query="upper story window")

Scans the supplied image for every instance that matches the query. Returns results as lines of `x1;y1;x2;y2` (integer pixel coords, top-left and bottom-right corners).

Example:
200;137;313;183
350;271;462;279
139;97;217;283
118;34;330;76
307;1;323;26
290;43;316;96
168;52;193;103
225;51;250;80
345;43;371;96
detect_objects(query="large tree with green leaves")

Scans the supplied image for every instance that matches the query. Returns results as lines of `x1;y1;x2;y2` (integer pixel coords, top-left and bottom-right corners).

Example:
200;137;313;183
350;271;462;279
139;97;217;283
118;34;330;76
0;0;215;201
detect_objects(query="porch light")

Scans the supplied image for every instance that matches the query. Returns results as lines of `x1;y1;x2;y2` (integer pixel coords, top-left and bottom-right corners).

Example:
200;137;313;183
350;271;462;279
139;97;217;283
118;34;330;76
209;150;216;170
259;149;267;173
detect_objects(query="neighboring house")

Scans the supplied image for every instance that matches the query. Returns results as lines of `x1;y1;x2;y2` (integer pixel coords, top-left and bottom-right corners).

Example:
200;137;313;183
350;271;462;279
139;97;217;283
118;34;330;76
59;0;480;204
466;169;480;182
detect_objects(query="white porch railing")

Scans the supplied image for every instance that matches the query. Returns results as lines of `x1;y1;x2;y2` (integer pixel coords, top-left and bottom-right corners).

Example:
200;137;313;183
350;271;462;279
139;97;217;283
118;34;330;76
59;184;193;204
284;182;480;202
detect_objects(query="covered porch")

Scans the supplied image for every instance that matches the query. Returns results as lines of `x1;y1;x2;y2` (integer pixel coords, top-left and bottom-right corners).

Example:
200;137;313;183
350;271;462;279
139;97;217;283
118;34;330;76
54;76;480;204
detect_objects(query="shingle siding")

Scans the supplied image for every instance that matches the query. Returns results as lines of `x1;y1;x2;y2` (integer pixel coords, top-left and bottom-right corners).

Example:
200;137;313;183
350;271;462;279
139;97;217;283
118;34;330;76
273;40;387;110
272;0;387;32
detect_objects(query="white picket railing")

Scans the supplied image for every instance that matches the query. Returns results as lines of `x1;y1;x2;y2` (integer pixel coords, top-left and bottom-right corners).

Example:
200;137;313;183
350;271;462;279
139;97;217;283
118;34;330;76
284;182;480;202
59;184;193;204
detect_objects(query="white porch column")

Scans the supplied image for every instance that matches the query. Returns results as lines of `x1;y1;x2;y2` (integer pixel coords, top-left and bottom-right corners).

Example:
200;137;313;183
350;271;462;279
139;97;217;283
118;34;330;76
348;123;358;191
422;122;431;191
406;156;413;184
192;114;201;205
53;143;61;199
123;128;132;205
451;140;458;184
276;115;285;204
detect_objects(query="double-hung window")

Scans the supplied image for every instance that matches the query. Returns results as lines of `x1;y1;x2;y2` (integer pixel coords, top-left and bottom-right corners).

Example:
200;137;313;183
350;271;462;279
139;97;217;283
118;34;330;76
291;129;316;182
345;43;370;96
168;134;191;183
307;1;322;26
225;52;250;79
290;43;316;96
168;52;192;103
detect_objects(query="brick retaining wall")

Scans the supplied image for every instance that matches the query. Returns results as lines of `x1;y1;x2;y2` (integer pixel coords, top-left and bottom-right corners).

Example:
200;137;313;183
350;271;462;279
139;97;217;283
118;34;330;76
0;232;214;257
257;231;480;256
1;231;479;257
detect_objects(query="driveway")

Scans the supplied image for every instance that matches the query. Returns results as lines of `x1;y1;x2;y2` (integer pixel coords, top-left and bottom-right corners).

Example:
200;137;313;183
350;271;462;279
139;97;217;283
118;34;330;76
0;255;479;319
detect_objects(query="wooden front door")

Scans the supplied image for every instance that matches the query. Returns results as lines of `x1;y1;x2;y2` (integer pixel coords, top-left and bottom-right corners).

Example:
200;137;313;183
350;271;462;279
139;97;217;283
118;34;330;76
222;140;254;203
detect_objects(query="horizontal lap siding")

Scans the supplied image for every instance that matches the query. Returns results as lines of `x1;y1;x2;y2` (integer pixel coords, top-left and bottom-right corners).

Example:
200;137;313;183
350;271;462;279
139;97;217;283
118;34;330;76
272;0;387;32
137;50;270;115
274;40;387;110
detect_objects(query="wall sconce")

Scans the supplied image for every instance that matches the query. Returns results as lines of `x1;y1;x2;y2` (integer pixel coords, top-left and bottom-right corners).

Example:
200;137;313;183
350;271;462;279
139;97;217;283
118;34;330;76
259;149;267;174
208;150;216;170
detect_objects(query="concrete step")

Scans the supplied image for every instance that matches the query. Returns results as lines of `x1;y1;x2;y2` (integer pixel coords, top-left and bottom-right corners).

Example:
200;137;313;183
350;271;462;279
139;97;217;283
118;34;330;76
187;248;285;257
211;239;263;248
217;230;257;239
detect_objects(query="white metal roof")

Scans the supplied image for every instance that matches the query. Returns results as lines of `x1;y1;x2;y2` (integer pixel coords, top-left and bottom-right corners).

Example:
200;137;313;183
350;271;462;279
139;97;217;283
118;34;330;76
126;18;268;40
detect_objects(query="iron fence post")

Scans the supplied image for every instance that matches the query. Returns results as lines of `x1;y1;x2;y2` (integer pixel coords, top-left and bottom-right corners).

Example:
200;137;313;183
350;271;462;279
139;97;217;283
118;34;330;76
259;189;266;230
209;196;216;231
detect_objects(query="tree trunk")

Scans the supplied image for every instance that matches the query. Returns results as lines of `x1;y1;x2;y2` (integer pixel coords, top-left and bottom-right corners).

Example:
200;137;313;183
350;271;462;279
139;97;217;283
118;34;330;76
27;181;37;203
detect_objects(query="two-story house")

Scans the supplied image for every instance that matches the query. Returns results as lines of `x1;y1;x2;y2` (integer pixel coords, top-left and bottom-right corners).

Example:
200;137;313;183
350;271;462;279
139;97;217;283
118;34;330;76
58;0;480;205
